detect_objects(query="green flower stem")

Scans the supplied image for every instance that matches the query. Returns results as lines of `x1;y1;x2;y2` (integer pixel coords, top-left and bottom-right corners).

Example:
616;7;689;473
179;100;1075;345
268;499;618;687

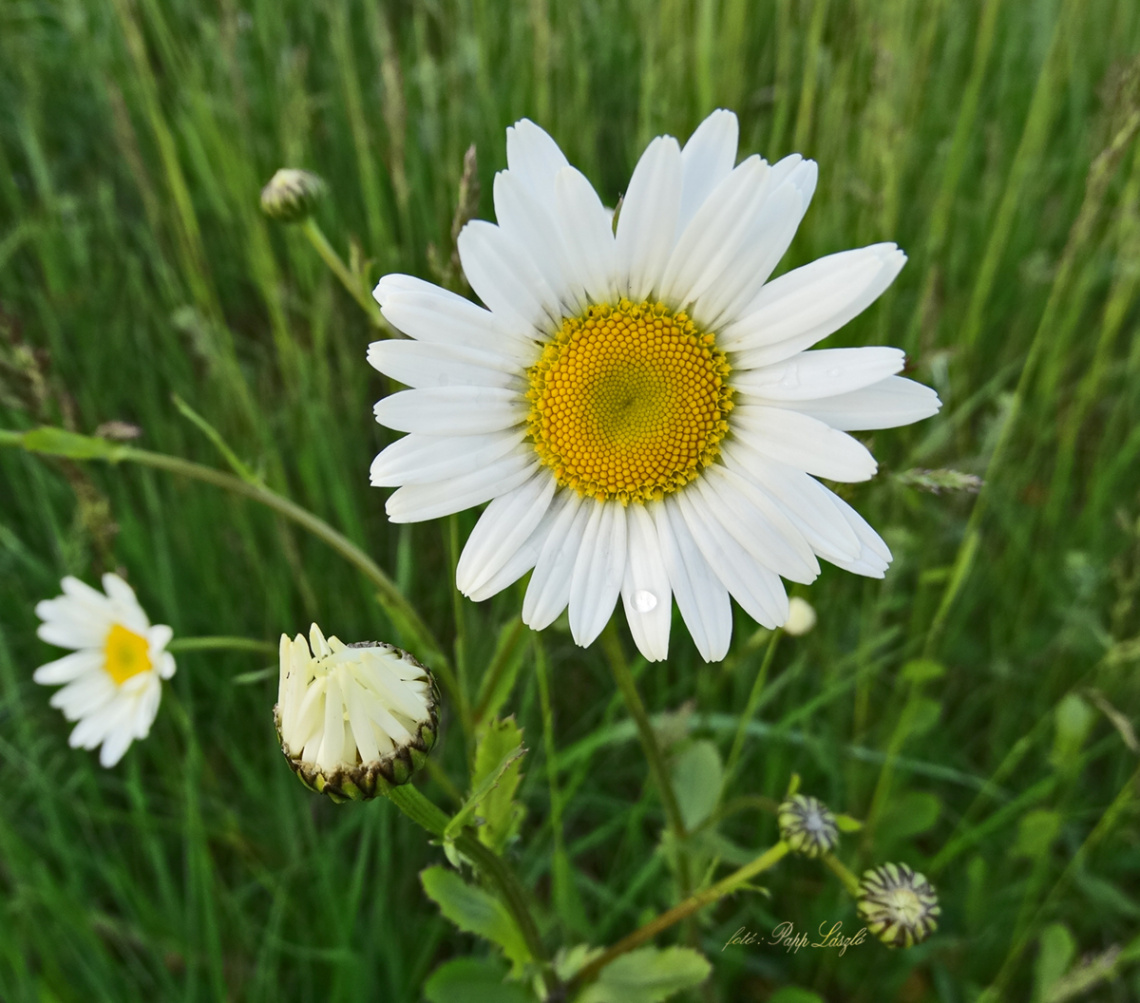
167;636;277;655
569;841;791;992
601;623;693;899
723;628;782;790
300;218;387;329
385;785;554;988
823;853;863;897
0;428;457;704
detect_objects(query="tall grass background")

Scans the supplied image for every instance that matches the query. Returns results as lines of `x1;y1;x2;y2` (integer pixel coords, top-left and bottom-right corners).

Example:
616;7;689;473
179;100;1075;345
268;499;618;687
1;0;1139;999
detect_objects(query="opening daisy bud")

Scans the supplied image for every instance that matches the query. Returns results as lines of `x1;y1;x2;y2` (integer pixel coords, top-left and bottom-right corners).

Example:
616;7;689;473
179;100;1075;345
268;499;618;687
33;573;176;768
777;793;839;857
259;168;326;223
274;624;439;803
857;862;941;948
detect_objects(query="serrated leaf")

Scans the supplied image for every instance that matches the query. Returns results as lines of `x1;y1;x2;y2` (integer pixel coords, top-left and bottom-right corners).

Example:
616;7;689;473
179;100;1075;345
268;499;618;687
671;740;723;831
420;866;530;973
553;943;605;982
472;717;527;853
22;427;125;460
424;958;539;1003
577;947;711;1003
445;721;527;842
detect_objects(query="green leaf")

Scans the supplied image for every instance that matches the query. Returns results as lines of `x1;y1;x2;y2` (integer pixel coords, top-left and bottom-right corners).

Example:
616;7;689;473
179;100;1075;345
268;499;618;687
1050;693;1096;771
420;867;530;972
1033;923;1076;1003
768;989;827;1003
671;740;723;831
879;790;941;841
901;658;945;684
577;946;711;1003
21;427;125;460
1013;809;1062;860
472;717;527;853
474;619;528;726
445;721;527;842
553;943;605;982
908;697;943;738
424;958;539;1003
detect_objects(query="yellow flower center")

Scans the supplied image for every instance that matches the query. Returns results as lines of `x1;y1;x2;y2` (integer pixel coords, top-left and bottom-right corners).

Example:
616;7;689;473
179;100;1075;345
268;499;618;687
104;623;153;686
525;300;733;503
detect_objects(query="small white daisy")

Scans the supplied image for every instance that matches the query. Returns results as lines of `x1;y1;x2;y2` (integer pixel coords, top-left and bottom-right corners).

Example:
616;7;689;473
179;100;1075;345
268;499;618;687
34;574;176;767
275;624;438;801
368;110;941;663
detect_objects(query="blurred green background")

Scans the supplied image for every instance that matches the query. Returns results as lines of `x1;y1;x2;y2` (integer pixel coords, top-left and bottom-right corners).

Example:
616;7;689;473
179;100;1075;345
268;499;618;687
2;0;1139;1000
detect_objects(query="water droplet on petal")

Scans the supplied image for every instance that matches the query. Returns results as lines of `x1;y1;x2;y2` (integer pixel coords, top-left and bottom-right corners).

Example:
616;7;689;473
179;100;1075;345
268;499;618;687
632;590;658;612
827;368;842;378
780;364;800;389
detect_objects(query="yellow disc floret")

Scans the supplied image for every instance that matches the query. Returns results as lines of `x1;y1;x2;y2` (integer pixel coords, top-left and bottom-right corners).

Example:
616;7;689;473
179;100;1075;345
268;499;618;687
104;623;153;686
526;300;734;504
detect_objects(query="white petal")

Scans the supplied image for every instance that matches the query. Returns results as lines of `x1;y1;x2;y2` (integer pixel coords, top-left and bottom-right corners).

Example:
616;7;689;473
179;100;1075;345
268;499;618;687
98;715;138;767
723;244;906;366
457;471;557;596
467;489;571;602
568;501;627;648
505;119;570;201
370;429;525;486
36;615;106;650
457;220;561;334
615;136;683;302
675;487;788;628
101;573;143;616
522;491;589;630
554;166;619;305
51;671;117;721
731;405;878;482
147;623;173;656
695;167;816;330
677;109;740;235
33;649;102;686
826;493;893;577
375;274;536;362
659;156;771;309
620;503;673;662
493;169;585;316
384;450;538;523
374;387;527;436
699;461;820;583
720;449;861;563
131;676;162;735
70;698;129;751
367;340;522;390
734;348;905;401
782;375;942;430
654;498;732;662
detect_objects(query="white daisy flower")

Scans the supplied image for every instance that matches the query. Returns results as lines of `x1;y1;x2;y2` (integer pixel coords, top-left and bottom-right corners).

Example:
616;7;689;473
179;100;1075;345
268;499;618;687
34;573;176;767
275;624;439;802
368;110;941;663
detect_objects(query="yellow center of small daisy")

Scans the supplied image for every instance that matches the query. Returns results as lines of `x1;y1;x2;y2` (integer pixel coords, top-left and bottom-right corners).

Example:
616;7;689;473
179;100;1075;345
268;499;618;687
103;623;152;686
525;300;733;503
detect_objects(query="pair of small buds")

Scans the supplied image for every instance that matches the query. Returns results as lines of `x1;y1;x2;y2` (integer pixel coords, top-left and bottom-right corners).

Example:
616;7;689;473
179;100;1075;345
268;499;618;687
777;780;940;949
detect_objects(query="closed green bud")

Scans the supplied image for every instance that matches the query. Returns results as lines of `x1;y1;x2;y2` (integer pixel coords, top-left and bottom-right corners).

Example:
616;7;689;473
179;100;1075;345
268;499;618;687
275;624;439;803
857;863;940;948
260;168;326;223
777;793;839;857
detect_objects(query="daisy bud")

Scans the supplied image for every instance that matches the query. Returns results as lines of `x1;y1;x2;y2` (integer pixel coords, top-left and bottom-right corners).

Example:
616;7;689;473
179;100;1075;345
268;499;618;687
777;793;839;857
259;168;326;223
274;624;439;803
784;597;817;637
857;862;940;948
